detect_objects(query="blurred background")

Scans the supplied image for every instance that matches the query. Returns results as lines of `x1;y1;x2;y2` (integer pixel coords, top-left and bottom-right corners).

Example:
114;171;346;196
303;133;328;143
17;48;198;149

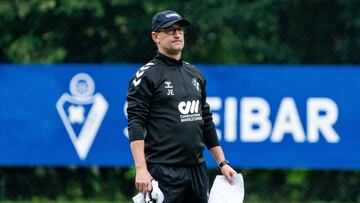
1;0;360;202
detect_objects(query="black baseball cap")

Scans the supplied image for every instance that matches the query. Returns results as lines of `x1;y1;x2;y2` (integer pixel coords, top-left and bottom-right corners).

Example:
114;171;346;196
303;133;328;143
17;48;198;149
152;10;191;32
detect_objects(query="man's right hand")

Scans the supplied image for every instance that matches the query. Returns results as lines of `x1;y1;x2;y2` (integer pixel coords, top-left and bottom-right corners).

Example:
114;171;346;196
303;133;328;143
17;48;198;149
135;167;153;194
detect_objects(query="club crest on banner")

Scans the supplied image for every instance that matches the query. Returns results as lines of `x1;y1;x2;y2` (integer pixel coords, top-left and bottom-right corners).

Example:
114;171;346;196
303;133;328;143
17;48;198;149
56;73;108;160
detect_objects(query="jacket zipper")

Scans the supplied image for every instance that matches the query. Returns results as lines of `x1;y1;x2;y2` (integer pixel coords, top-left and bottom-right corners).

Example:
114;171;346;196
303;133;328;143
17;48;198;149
177;63;188;94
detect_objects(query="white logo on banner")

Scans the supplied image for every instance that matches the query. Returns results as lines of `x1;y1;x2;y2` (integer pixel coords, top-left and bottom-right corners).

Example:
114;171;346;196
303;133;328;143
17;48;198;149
56;73;109;160
207;97;340;143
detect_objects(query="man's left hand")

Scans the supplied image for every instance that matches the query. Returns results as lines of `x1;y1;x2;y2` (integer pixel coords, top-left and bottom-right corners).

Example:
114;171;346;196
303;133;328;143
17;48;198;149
220;165;237;185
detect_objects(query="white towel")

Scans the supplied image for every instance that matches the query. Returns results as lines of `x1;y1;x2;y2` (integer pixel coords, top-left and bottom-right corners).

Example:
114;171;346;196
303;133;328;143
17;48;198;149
132;180;164;203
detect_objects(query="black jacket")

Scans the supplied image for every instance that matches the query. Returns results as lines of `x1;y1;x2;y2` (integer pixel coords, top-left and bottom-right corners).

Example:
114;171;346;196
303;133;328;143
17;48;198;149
127;53;219;165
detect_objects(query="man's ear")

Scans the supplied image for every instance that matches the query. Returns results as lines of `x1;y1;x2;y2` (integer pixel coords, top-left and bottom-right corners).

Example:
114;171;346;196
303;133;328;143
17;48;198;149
151;32;160;44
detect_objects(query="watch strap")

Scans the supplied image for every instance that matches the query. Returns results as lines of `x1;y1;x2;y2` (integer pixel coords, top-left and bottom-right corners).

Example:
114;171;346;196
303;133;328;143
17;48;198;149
218;160;230;169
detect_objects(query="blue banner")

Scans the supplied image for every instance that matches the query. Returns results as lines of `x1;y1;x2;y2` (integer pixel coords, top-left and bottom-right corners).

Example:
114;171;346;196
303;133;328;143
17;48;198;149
0;64;359;169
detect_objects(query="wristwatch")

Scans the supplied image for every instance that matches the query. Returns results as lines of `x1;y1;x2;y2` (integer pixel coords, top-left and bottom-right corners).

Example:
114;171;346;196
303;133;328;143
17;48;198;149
217;160;230;169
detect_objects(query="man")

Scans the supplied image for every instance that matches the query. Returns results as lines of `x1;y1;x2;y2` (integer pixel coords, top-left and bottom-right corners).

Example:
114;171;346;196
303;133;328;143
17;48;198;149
127;10;237;203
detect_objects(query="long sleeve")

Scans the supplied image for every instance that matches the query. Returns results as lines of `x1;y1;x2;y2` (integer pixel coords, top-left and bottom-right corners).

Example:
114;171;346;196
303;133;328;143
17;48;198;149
127;68;154;142
201;79;220;149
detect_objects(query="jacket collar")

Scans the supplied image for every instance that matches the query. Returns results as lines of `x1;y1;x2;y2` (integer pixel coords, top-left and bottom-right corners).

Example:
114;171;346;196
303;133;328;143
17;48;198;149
155;52;183;66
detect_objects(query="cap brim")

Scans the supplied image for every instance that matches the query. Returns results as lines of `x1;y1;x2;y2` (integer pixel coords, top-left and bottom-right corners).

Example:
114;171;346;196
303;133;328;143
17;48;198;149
159;19;191;30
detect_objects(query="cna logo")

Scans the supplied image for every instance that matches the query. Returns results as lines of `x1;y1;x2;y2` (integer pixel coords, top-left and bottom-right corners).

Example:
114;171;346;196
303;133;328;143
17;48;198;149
178;100;202;122
56;73;109;160
178;100;200;114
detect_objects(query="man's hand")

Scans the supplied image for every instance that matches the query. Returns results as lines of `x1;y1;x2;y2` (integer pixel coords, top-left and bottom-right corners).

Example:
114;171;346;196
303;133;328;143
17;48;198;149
135;167;153;194
220;165;237;185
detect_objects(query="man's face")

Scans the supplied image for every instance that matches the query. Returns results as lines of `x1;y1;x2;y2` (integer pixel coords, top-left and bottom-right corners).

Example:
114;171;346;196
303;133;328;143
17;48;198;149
152;23;185;55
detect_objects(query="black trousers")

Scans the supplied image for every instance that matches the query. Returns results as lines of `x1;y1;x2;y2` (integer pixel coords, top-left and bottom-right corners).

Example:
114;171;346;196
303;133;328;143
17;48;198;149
148;163;209;203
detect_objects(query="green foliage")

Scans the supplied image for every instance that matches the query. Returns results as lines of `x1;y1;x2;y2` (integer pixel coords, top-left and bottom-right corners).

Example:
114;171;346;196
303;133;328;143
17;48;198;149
7;35;66;63
1;167;360;202
242;169;360;202
0;167;133;202
1;0;359;63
